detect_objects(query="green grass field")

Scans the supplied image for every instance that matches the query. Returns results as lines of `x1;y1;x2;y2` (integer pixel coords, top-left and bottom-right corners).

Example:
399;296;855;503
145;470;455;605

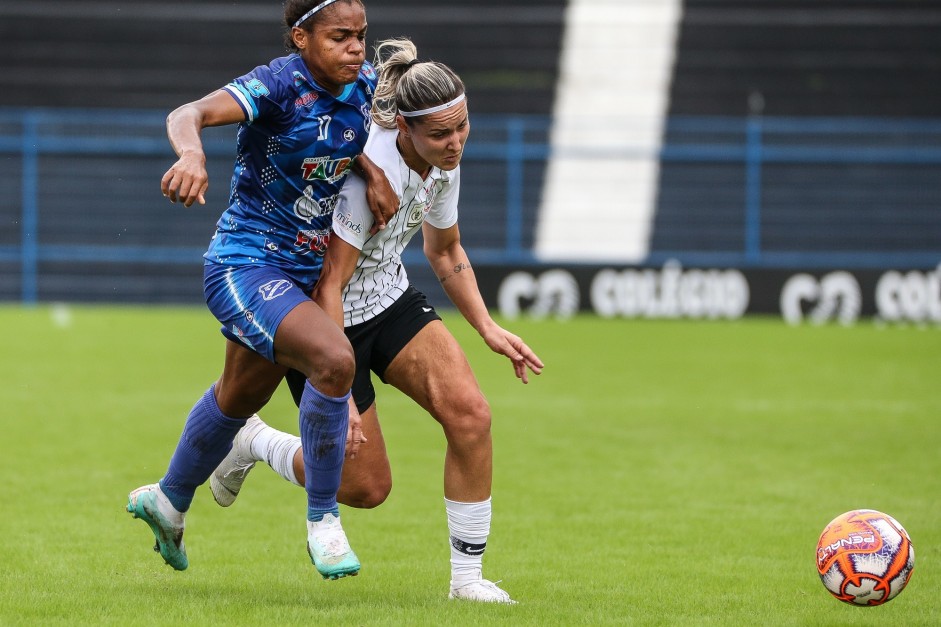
0;305;938;625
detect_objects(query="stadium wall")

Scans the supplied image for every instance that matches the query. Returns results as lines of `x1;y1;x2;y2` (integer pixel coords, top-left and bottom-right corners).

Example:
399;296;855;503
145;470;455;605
0;0;939;325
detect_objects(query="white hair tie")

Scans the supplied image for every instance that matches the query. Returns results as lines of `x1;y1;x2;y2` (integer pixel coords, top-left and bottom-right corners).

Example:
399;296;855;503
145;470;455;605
294;0;341;28
399;93;466;118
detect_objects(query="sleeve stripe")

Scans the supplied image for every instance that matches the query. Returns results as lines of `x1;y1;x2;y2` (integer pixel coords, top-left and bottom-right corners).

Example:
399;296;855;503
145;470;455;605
224;83;258;122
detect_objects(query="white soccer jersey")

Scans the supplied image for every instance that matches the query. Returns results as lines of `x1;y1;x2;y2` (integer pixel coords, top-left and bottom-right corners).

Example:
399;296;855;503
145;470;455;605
331;125;460;326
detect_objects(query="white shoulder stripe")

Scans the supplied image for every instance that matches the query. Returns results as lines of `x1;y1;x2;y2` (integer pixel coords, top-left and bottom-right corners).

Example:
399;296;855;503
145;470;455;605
224;85;255;123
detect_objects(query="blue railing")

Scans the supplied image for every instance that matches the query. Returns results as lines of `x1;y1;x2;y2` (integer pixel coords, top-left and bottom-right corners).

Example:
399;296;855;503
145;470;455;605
1;108;940;303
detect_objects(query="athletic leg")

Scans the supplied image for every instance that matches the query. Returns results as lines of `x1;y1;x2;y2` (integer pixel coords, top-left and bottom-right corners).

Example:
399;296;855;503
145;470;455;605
383;321;513;602
127;339;285;571
273;300;360;579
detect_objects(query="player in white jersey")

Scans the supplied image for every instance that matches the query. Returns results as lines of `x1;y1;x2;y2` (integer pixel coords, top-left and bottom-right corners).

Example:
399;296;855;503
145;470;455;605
210;38;544;603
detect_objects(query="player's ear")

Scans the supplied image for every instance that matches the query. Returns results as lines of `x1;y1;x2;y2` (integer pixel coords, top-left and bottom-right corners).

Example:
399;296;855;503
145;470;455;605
291;26;307;51
395;115;409;138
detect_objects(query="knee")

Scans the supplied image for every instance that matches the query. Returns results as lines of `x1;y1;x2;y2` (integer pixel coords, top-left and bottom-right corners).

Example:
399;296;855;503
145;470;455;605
341;477;392;509
440;393;492;445
306;342;355;394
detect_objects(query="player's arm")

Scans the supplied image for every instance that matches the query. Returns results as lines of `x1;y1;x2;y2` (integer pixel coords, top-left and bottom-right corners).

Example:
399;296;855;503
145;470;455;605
423;223;544;383
310;234;361;329
350;153;397;234
161;90;247;207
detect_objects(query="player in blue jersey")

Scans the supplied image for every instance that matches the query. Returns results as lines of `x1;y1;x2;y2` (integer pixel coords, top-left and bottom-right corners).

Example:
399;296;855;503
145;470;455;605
208;38;544;602
126;0;396;580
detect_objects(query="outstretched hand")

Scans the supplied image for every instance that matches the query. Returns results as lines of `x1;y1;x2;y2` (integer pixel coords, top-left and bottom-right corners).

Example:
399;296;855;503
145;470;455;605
481;326;544;384
161;152;208;207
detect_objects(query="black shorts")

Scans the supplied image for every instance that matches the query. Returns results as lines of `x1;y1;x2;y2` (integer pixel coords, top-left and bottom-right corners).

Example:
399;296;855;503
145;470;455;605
285;286;441;412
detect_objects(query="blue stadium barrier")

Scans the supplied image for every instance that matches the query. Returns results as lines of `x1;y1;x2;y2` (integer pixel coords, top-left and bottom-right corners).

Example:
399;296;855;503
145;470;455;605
1;108;939;304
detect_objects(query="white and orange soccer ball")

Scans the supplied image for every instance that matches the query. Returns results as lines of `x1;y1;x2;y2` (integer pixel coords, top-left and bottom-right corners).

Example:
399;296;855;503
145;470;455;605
816;509;915;606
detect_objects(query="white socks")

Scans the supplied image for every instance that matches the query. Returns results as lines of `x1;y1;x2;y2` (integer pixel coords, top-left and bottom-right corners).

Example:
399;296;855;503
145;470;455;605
445;497;492;584
249;420;303;487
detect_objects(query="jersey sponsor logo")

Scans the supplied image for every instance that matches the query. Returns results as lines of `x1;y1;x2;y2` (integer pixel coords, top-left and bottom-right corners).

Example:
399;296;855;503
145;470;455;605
360;62;377;81
292;228;331;256
263;239;279;253
301;156;354;183
422;306;433;313
334;210;363;235
294;188;339;223
295;91;319;108
343;127;357;142
291;70;322;109
244;78;269;98
258;279;293;301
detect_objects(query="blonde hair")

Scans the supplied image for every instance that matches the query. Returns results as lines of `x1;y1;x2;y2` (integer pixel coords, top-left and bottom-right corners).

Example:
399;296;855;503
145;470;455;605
371;38;466;129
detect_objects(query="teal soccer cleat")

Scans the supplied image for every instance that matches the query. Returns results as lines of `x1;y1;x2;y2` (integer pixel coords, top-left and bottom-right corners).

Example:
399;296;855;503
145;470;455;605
126;484;188;571
306;513;360;580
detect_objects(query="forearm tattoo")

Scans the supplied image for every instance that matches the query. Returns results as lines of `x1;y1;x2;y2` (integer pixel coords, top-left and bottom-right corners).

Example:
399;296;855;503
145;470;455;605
439;262;470;284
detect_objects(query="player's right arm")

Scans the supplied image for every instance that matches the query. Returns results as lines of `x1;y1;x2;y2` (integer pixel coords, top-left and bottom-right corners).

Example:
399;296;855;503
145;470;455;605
161;90;247;207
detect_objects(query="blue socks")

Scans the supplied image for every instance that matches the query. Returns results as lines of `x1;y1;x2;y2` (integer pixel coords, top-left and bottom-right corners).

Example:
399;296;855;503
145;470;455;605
298;380;350;521
159;385;247;513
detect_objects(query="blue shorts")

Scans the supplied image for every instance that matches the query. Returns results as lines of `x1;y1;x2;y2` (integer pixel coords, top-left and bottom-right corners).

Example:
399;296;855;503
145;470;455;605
204;263;316;362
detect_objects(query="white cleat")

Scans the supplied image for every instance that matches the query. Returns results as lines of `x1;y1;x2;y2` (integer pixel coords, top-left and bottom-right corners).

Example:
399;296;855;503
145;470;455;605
449;578;517;604
209;414;265;507
307;513;361;579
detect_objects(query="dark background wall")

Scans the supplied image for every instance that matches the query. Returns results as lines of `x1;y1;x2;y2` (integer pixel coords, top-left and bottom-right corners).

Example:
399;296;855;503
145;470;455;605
0;0;567;114
651;0;941;260
666;0;941;117
0;0;567;303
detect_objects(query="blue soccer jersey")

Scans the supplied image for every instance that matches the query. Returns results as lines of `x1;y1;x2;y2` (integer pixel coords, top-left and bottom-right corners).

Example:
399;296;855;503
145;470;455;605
205;54;377;282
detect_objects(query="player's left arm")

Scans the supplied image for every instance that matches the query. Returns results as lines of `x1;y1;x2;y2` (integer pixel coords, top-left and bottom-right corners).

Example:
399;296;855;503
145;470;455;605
423;222;544;383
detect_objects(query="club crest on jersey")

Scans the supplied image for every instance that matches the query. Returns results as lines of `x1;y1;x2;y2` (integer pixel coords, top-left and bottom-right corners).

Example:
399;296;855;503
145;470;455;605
407;202;428;227
294;187;339;223
258;279;292;301
292;228;331;256
301;156;353;183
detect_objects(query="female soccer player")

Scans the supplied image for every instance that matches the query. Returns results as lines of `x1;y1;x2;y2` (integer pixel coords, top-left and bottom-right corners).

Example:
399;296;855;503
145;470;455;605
126;0;396;580
209;38;544;602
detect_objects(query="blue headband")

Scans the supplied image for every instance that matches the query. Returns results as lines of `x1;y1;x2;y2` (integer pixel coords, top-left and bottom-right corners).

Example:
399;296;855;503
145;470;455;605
293;0;341;28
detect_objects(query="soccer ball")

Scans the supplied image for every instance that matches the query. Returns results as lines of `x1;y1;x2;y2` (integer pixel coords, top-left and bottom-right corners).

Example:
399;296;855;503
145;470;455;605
816;509;915;606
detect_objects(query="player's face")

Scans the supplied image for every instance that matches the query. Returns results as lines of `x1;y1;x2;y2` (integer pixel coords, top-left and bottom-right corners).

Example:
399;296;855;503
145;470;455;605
405;102;470;172
293;2;367;95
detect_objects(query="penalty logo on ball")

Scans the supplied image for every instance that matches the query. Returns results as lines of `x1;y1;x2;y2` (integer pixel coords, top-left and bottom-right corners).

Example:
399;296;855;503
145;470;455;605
816;509;915;606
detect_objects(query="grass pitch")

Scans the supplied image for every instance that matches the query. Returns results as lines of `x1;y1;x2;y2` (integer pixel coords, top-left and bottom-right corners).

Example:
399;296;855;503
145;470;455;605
0;305;938;625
